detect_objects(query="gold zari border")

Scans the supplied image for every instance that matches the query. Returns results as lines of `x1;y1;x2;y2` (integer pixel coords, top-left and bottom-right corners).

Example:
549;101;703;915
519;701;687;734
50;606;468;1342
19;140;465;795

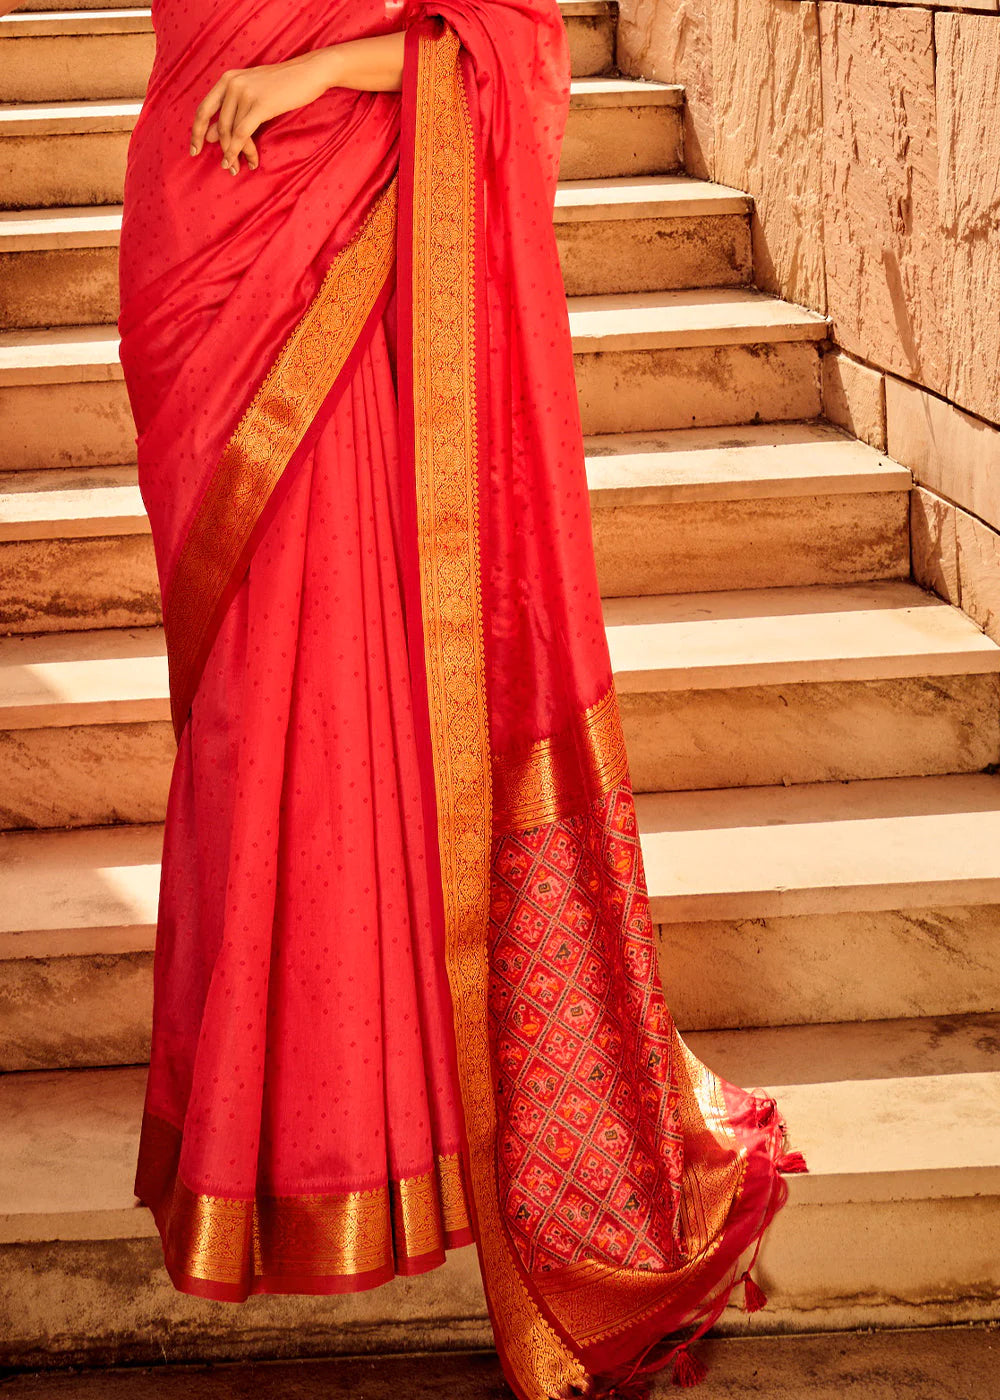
144;1121;470;1287
163;175;398;736
409;26;586;1400
492;684;631;832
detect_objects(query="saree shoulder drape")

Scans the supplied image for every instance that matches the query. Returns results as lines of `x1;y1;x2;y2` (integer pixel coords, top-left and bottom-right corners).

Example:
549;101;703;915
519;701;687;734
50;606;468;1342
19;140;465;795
118;1;807;1394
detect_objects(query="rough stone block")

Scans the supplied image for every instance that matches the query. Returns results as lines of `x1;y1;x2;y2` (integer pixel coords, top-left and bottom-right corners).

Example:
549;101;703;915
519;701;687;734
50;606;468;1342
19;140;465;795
712;0;826;310
822;348;887;451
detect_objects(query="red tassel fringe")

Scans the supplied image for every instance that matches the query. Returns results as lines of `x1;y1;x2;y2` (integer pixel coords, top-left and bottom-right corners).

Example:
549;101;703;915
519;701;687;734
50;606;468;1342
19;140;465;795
776;1149;808;1174
671;1346;708;1388
741;1269;768;1313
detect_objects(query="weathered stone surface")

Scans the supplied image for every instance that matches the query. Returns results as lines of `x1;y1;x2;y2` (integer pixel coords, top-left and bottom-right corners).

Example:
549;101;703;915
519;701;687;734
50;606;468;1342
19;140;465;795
4;1330;1000;1400
753;1195;1000;1332
557;213;750;296
0;1237;492;1369
936;13;1000;427
0;535;160;634
0;32;154;103
621;672;1000;792
658;904;1000;1029
0;951;152;1071
910;486;961;606
575;340;821;434
593;489;908;596
0;133;131;211
1;380;135;471
0;247;119;330
559;103;684;181
818;3;947;394
957;509;1000;647
565;11;616;76
0;722;173;830
616;0;715;178
822;348;887;451
887;374;1000;535
711;0;826;309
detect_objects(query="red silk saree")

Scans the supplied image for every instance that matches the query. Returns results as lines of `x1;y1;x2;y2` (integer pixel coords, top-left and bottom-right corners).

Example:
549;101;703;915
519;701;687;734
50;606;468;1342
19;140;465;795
118;1;807;1395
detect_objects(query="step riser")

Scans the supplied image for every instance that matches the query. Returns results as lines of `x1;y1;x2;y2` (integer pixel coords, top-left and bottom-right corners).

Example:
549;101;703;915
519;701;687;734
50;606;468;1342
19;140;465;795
0;132;128;212
594;490;910;597
1;952;153;1072
0;492;911;634
2;381;135;472
0;342;817;474
0;247;120;330
7;902;1000;1071
0;17;612;104
4;672;996;831
1;107;682;211
16;0;150;9
0;536;160;634
1;1208;997;1369
0;33;155;103
621;673;1000;792
0;723;173;831
0;214;752;328
576;341;823;433
658;903;1000;1032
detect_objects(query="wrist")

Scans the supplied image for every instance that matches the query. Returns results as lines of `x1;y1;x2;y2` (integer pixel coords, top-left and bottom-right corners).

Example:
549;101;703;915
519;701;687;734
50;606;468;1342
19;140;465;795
304;45;345;93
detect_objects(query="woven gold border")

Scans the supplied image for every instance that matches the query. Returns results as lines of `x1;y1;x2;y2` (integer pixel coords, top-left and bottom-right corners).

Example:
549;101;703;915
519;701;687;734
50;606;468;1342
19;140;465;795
138;1112;471;1288
163;176;398;737
408;25;586;1400
492;684;631;832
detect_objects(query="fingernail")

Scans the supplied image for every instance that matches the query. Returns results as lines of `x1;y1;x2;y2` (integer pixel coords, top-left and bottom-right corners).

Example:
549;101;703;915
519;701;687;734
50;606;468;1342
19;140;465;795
189;144;197;156
230;165;239;177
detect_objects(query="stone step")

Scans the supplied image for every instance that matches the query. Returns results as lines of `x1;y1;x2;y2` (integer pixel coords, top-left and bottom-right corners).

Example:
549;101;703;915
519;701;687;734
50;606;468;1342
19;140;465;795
0;178;754;327
609;578;1000;791
3;765;1000;1067
0;1013;997;1363
4;1333;1000;1400
0;79;683;210
569;288;829;432
6;579;997;830
0;9;155;103
588;421;911;596
0;423;913;633
18;0;149;8
0;289;827;471
0;2;614;104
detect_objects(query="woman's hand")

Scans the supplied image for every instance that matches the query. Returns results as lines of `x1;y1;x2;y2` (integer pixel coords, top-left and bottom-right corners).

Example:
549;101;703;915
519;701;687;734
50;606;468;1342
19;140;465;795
190;53;333;174
190;33;405;175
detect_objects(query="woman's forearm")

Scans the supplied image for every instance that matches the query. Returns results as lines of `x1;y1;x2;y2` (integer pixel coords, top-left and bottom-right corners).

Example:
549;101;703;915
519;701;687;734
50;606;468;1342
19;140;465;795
190;28;408;173
305;31;406;94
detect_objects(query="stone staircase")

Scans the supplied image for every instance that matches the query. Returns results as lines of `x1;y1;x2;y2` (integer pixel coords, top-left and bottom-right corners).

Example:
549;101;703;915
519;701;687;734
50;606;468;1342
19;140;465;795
2;0;1000;1377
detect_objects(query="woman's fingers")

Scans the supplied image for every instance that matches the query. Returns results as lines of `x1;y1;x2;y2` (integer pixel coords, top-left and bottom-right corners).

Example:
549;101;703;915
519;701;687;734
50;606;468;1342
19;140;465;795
190;71;231;155
223;100;262;172
215;80;243;170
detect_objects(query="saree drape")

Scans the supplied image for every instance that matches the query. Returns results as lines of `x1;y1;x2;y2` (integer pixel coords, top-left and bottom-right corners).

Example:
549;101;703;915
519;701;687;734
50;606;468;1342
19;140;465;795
118;1;807;1395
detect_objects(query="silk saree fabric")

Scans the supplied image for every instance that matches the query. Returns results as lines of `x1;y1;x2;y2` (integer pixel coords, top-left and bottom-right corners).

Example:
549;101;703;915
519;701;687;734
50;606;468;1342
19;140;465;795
118;1;806;1394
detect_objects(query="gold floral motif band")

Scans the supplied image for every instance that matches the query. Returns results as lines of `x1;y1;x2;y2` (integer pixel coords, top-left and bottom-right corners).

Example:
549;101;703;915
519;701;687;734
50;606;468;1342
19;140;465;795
163;175;399;738
407;24;587;1400
138;1112;471;1287
491;684;631;832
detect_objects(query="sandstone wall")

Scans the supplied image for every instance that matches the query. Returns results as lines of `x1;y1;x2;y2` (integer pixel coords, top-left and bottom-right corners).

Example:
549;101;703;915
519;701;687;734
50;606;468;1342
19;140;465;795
616;0;1000;644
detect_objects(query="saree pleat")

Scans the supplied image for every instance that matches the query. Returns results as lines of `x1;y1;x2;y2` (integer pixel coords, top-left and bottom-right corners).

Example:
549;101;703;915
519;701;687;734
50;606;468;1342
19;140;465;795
122;0;805;1389
134;314;474;1296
